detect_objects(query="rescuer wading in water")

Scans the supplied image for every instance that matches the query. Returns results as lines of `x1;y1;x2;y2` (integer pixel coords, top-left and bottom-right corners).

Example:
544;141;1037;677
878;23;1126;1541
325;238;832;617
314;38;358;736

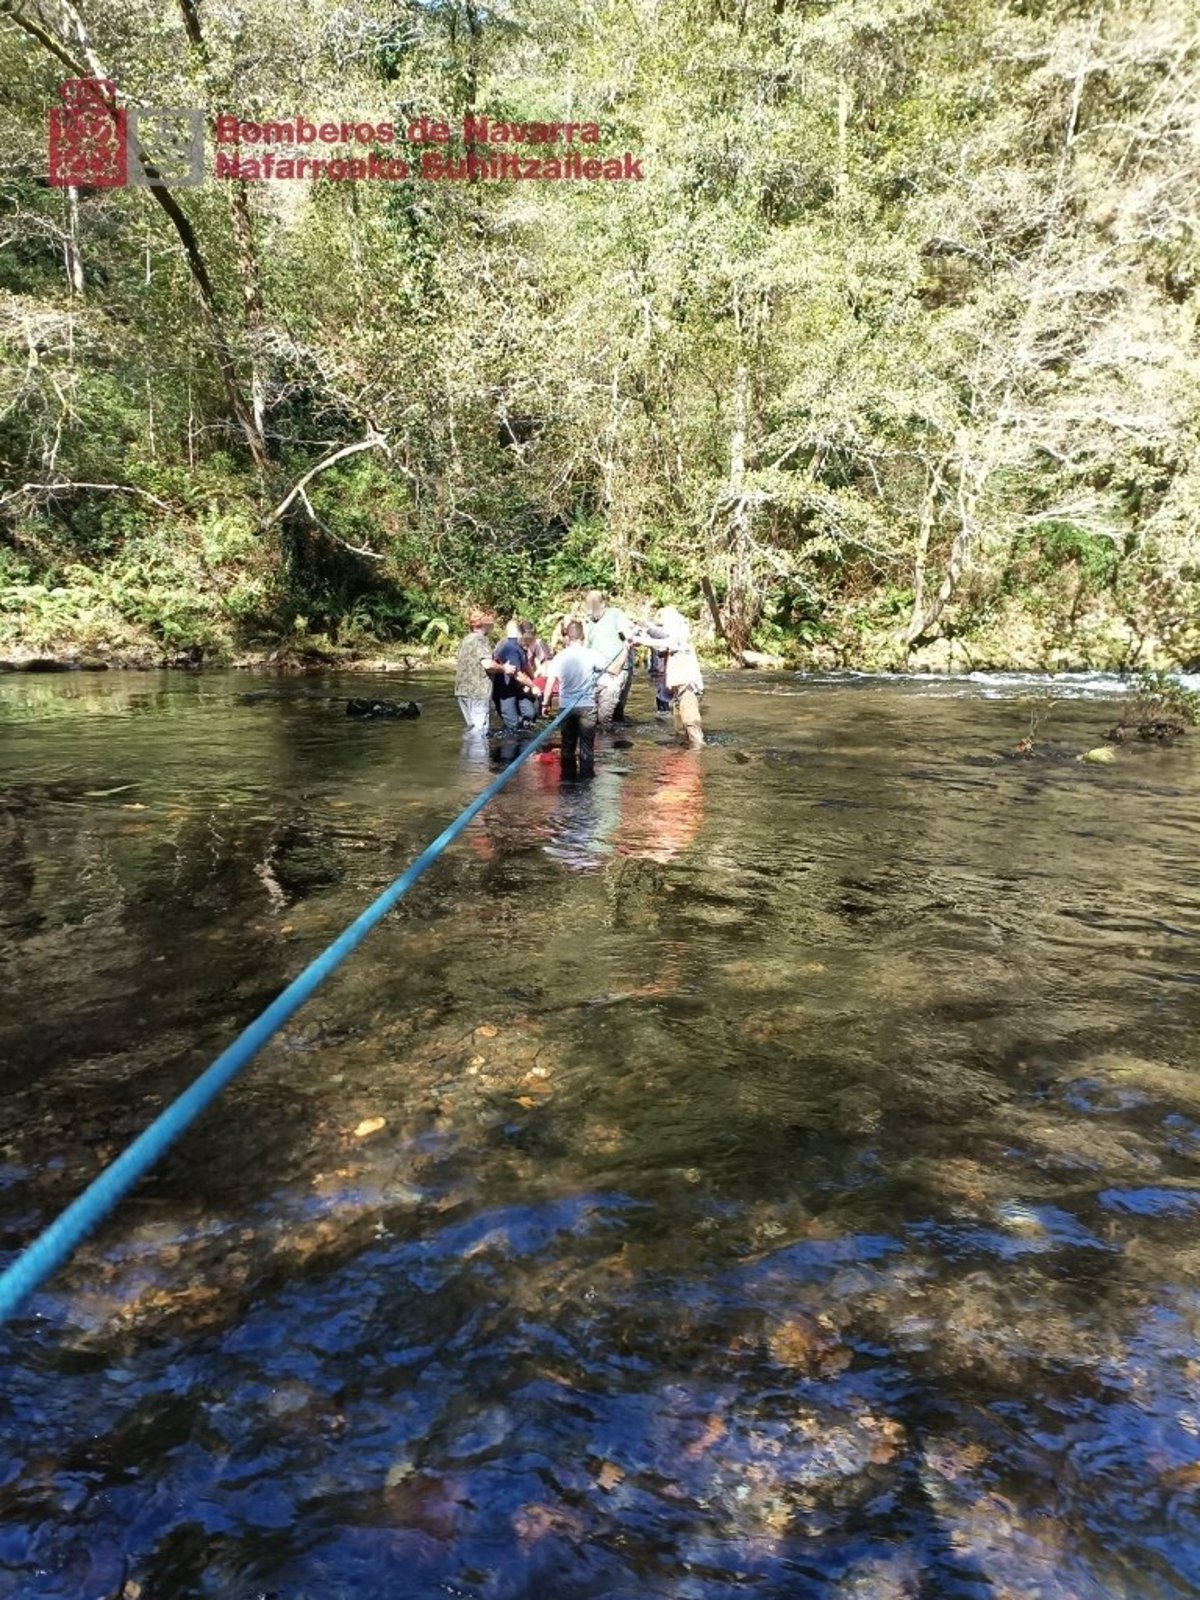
631;607;705;749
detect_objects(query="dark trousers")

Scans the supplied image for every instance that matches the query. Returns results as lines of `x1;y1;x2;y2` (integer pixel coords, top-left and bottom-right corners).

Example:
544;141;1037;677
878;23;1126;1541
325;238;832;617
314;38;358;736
560;706;597;776
497;694;536;731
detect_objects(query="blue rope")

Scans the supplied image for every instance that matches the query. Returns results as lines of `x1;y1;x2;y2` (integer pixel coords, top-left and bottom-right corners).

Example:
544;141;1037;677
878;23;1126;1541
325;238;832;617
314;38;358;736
0;653;622;1326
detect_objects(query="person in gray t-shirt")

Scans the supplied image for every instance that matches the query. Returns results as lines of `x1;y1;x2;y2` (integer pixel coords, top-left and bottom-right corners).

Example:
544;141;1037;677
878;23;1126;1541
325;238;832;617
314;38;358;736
542;621;606;776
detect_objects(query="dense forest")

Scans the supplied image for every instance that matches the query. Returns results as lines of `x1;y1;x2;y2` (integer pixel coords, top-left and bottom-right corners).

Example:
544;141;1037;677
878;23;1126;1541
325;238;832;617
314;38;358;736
1;0;1197;672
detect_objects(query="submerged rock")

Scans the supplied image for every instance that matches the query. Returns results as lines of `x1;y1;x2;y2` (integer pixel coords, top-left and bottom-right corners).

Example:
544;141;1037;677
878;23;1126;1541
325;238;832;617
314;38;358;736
1086;1051;1200;1113
270;827;345;894
346;697;421;718
1105;719;1186;744
766;1313;852;1377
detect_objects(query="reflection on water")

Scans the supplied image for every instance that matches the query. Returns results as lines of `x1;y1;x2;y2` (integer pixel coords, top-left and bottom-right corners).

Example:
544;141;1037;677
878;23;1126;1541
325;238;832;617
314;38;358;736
2;669;1200;1598
538;770;623;872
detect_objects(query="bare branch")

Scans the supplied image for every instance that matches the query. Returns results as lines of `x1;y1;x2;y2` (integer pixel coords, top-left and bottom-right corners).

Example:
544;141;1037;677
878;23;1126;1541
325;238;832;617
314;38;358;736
260;435;390;530
0;480;172;512
296;487;383;561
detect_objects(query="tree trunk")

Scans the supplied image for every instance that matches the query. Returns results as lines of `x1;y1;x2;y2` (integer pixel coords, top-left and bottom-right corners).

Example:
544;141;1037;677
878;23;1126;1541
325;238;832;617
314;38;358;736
723;360;753;654
176;0;270;452
603;368;631;584
701;576;727;641
835;78;851;204
63;185;84;297
904;465;942;643
906;522;970;645
463;0;483;176
906;466;974;645
12;1;268;469
226;179;268;444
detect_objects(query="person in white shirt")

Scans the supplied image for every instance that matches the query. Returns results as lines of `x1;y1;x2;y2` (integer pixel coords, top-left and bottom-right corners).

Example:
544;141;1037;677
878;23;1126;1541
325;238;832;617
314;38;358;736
541;620;607;776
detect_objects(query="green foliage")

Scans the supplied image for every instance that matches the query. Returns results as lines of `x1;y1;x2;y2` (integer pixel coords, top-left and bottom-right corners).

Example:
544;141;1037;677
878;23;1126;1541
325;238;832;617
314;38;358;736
0;580;111;651
541;520;617;598
0;0;1197;669
1029;522;1120;588
1125;670;1200;727
0;563;225;657
411;611;454;652
198;512;258;567
998;521;1123;619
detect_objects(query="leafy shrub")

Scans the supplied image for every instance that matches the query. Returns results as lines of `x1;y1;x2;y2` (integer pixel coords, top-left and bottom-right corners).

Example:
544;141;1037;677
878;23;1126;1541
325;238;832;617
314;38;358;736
1123;669;1200;727
1019;522;1121;588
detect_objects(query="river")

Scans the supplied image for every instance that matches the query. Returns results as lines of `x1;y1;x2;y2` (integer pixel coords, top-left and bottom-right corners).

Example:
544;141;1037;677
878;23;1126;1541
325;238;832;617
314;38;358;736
2;667;1199;1598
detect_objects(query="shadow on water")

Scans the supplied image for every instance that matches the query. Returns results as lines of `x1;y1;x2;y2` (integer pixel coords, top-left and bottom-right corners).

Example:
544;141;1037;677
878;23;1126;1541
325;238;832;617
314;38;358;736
1;669;1200;1597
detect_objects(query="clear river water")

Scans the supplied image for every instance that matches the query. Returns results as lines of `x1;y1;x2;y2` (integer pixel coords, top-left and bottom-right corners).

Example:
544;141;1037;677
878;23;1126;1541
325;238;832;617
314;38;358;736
1;667;1199;1599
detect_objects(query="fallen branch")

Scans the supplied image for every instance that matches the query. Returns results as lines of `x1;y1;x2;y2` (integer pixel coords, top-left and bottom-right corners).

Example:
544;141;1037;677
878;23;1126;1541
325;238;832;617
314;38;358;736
0;480;172;513
260;434;389;530
296;487;383;561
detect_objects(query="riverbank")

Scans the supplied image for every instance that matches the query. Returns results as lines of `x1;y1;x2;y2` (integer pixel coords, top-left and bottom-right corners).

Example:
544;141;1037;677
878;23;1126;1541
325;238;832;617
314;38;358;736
5;504;1197;679
2;575;1197;678
0;644;440;675
2;624;1194;678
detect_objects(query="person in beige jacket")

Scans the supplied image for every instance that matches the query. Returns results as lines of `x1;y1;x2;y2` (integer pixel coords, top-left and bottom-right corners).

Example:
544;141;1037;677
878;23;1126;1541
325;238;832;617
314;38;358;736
631;606;705;748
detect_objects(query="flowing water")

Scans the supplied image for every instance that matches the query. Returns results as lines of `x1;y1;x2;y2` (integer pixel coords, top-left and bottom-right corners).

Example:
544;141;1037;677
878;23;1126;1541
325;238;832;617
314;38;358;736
2;667;1200;1600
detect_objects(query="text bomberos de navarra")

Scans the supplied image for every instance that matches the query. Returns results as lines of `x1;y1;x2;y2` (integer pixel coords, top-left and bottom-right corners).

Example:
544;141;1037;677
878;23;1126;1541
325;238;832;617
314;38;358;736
213;115;644;182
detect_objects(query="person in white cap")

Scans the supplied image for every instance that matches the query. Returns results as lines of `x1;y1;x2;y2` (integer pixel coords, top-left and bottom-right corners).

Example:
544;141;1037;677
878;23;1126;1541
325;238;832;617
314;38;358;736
631;606;704;748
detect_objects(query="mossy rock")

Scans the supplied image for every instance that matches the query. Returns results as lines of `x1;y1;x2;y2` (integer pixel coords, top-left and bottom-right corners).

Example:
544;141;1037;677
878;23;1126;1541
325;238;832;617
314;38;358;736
1106;720;1185;744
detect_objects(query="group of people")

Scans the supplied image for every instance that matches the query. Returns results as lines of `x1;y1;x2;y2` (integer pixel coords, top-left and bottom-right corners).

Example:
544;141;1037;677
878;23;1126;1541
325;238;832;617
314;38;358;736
454;589;706;774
